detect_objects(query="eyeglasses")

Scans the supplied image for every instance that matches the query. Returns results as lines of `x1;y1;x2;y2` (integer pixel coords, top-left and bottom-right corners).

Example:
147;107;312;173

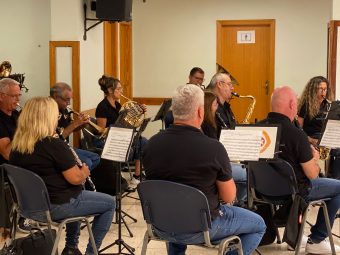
220;81;233;87
58;96;71;103
318;87;327;92
0;92;22;99
115;87;123;91
192;76;205;82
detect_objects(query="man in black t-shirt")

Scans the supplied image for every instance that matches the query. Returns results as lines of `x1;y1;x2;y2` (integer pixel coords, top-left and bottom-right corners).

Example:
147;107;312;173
143;84;265;255
260;86;340;254
50;83;100;171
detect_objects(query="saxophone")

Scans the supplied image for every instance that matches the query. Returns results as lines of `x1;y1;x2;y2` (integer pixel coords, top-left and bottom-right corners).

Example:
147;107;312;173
232;92;256;124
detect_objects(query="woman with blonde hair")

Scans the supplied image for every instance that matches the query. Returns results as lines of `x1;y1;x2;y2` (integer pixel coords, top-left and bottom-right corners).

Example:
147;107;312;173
10;97;115;255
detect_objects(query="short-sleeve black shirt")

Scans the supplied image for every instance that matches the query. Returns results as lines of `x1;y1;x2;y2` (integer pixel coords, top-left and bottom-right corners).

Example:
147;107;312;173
259;112;313;197
143;125;232;219
298;100;329;139
95;98;121;127
9;137;82;204
216;102;236;138
0;110;19;164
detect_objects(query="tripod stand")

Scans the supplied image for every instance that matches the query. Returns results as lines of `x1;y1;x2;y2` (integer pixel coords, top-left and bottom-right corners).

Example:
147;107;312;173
100;162;135;255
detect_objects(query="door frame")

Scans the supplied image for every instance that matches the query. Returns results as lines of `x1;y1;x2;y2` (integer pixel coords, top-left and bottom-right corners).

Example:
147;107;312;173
216;19;275;114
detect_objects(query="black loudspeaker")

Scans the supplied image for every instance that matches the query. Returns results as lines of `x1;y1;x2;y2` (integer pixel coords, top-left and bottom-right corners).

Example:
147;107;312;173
96;0;132;22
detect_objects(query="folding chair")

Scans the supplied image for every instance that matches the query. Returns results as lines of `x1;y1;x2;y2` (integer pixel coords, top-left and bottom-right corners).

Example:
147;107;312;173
248;159;336;255
137;180;243;255
3;163;98;255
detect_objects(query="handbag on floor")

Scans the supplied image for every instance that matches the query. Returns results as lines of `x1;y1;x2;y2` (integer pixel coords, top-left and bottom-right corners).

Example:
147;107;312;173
0;228;56;255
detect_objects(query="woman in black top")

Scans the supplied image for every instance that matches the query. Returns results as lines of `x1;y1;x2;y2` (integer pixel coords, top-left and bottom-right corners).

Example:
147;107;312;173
201;91;219;139
95;75;146;184
297;76;332;146
9;97;115;255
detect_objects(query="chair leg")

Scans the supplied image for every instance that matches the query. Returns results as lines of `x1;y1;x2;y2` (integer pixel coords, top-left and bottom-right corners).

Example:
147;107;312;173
141;230;149;255
320;201;336;255
51;223;65;255
84;218;98;255
294;204;309;255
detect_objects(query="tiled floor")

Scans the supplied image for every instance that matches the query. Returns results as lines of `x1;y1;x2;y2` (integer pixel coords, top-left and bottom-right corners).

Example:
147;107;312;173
2;173;340;254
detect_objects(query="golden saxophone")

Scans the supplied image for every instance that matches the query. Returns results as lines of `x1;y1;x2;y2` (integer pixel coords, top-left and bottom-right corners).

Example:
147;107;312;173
232;92;256;124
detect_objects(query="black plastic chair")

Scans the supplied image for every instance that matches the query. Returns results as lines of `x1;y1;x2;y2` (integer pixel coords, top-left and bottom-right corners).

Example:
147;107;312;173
3;163;98;255
137;180;243;255
248;159;336;255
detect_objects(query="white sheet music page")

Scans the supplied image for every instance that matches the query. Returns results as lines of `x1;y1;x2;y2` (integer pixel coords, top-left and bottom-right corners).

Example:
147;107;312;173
319;119;340;148
219;129;262;161
101;127;134;162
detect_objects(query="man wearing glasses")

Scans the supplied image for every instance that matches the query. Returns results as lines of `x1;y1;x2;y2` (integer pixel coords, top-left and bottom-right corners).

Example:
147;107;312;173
188;67;205;88
50;83;100;173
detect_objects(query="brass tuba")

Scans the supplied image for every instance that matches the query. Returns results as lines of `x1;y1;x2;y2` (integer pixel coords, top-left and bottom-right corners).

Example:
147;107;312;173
232;92;256;124
0;61;12;78
119;94;146;128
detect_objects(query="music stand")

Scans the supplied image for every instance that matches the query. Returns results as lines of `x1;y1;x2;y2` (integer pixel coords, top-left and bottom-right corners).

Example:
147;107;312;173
153;99;172;130
100;127;136;255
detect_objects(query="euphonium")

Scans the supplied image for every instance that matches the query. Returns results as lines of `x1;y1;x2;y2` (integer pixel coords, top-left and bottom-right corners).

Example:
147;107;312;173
119;94;145;128
232;92;256;124
67;107;107;137
0;61;12;78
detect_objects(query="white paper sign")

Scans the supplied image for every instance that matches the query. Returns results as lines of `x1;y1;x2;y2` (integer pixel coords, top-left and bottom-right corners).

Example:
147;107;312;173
319;119;340;148
219;129;262;161
237;30;255;44
101;127;134;162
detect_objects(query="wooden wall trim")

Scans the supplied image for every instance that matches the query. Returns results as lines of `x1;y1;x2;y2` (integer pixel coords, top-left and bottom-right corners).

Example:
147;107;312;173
328;20;340;96
133;97;170;105
49;41;81;146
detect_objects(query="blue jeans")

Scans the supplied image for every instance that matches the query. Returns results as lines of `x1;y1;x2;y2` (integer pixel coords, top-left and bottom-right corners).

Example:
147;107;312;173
305;177;340;242
28;191;115;255
75;148;100;171
231;163;247;202
155;205;266;255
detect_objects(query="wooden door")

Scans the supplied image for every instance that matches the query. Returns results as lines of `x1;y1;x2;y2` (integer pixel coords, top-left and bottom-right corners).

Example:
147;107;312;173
217;20;275;123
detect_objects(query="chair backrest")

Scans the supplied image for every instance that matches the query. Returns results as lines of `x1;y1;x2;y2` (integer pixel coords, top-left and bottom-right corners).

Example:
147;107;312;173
248;159;299;198
137;180;211;234
3;163;51;217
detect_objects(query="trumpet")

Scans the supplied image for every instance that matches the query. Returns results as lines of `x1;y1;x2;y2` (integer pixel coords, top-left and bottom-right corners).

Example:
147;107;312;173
16;103;22;112
67;107;107;137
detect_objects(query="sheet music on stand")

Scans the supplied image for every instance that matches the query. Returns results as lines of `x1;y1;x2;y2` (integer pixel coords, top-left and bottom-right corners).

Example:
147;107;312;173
219;129;262;161
101;127;134;162
319;119;340;148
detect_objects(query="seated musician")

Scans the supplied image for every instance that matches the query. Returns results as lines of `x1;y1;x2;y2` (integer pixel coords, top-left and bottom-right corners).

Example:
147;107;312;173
143;84;266;255
9;97;115;255
259;86;340;254
164;67;205;128
206;72;247;203
95;75;147;185
50;82;100;171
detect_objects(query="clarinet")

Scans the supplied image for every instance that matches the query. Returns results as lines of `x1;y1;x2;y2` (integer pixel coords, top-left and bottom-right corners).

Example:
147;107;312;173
216;112;228;128
56;128;97;191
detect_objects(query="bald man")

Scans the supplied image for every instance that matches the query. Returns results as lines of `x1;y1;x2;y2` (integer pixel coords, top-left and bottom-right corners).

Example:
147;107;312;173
259;86;340;254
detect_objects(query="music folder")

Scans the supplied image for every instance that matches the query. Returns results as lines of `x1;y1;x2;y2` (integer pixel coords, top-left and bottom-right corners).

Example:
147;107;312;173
153;99;172;122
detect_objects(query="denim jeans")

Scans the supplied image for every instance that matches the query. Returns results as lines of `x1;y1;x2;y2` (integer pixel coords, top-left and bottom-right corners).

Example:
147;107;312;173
155;205;266;255
305;177;340;242
28;190;115;255
75;148;100;171
231;163;247;202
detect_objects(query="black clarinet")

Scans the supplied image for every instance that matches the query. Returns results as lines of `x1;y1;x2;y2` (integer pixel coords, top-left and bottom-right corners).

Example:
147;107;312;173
216;112;228;128
56;128;96;191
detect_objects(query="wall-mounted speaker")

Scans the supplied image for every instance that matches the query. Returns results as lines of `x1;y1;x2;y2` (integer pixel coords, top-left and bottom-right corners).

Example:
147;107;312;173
96;0;132;22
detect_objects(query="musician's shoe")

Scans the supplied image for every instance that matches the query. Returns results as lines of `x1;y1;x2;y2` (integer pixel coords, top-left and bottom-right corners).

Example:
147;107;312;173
287;235;308;251
305;238;340;254
61;246;83;255
17;217;33;233
131;174;141;185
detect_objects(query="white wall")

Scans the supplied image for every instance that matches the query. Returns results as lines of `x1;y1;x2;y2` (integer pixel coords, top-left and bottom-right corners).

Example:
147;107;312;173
0;0;51;103
133;0;332;97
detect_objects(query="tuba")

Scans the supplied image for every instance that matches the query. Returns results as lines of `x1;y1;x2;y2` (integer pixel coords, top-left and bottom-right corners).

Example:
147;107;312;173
232;92;256;124
118;94;146;128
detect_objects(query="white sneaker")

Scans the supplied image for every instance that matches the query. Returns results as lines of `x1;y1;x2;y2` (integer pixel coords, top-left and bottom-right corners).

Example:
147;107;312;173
287;235;308;251
305;239;340;254
130;176;140;185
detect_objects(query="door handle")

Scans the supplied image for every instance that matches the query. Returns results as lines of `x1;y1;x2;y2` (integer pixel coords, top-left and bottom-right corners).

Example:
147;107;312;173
265;80;269;95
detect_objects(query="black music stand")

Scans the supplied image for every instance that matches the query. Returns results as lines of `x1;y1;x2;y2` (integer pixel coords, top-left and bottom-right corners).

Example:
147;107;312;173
153;99;172;130
99;127;136;255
